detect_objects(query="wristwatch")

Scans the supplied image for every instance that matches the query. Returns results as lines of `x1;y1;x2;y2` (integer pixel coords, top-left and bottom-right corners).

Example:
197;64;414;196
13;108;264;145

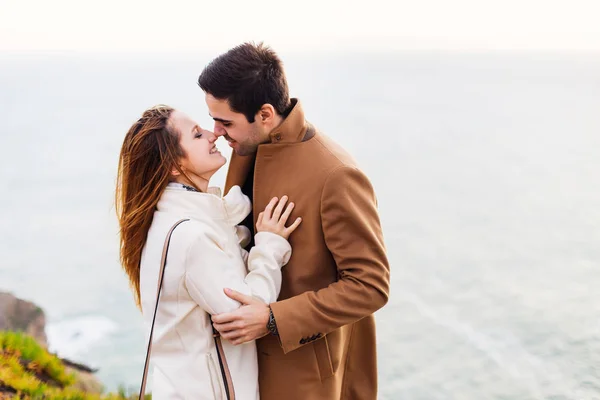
266;306;279;336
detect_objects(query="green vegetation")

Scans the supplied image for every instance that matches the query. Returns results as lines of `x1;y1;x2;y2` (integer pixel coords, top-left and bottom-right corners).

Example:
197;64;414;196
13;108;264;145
0;331;150;399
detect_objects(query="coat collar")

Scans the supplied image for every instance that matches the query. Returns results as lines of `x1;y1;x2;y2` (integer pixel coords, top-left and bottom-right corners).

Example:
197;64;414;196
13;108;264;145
157;183;251;226
224;98;307;192
268;99;308;144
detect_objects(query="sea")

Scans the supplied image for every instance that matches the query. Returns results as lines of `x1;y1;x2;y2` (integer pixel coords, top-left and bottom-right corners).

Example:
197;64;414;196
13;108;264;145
0;50;599;399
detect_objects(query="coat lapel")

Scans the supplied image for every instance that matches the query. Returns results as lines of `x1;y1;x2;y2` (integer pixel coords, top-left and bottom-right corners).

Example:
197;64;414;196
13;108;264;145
224;152;255;194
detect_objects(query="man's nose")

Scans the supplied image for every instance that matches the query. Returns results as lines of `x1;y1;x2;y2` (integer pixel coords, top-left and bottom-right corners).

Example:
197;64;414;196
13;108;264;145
214;124;226;137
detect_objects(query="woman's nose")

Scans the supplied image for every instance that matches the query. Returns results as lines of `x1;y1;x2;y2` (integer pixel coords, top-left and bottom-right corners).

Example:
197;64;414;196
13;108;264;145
204;130;217;142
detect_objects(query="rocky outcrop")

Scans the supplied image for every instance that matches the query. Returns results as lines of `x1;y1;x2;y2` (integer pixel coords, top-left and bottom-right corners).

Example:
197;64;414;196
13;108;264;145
0;292;108;397
0;291;47;347
62;358;104;394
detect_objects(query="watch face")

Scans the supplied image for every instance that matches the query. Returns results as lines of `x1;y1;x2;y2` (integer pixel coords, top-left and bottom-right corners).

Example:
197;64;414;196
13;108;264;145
267;309;278;335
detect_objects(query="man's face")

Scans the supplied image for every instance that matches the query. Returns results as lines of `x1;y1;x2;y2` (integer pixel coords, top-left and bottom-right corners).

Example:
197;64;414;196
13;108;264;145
205;93;265;156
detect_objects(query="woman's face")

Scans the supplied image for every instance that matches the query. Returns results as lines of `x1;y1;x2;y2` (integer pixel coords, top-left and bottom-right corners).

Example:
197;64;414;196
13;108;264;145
170;110;226;183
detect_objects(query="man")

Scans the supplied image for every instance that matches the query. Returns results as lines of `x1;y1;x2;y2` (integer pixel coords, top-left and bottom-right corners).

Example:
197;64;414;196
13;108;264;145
198;42;390;400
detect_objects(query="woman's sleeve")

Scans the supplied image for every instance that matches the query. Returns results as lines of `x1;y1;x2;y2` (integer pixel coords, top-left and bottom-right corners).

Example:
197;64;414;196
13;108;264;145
235;225;251;264
245;232;292;303
184;231;291;315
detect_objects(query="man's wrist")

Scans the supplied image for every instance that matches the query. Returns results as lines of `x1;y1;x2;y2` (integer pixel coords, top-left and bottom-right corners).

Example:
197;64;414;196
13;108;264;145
266;305;279;336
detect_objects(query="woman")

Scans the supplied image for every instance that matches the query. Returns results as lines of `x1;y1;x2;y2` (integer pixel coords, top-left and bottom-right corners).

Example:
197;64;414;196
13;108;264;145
116;105;301;399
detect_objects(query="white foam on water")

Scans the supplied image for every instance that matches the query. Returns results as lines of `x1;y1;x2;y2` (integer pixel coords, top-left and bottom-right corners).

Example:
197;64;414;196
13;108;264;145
46;315;119;363
399;288;582;398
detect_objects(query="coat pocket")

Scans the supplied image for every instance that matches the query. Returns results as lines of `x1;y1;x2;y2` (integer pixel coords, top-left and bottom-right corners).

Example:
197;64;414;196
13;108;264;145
206;353;224;400
313;335;334;381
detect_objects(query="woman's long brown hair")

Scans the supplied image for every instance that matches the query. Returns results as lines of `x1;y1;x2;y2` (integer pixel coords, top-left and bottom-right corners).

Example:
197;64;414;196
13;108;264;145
116;105;186;308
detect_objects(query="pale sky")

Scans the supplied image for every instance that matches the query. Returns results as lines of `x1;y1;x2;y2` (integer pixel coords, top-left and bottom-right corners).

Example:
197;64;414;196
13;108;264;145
1;0;599;52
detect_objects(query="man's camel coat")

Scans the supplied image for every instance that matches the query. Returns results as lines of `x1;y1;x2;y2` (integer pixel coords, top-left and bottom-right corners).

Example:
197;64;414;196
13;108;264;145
224;99;390;400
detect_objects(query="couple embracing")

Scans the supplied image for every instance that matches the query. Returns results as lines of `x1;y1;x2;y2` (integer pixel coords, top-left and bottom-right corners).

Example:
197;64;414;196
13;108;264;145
116;42;390;400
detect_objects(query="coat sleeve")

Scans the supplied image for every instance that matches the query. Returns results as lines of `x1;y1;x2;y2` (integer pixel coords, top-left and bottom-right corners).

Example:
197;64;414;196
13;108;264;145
269;165;390;354
185;231;291;315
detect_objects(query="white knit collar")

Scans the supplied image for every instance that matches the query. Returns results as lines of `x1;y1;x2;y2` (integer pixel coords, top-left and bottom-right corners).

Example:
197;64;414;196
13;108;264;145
156;184;251;226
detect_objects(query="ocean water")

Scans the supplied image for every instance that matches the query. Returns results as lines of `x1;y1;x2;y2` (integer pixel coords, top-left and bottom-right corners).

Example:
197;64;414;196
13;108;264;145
0;51;599;399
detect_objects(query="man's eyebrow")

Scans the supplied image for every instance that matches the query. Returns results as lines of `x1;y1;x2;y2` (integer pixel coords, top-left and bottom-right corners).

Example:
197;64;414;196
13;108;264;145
209;113;232;123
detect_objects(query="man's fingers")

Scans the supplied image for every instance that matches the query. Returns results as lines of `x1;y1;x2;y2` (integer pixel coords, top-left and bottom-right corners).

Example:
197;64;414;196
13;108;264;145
211;312;238;325
272;195;288;221
224;288;255;305
284;217;302;236
278;202;295;226
231;337;248;346
221;330;245;341
212;321;241;333
263;197;279;220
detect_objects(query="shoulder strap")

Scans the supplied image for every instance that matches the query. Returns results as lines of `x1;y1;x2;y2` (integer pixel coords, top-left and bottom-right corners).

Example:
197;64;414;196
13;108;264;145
138;218;236;400
214;328;236;399
139;218;189;399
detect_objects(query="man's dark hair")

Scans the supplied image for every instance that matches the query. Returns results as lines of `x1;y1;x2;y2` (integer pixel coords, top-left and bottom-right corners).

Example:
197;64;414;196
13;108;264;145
198;42;291;123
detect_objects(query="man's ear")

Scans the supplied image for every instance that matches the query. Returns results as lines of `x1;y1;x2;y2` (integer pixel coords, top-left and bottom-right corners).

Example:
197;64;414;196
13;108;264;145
258;104;276;124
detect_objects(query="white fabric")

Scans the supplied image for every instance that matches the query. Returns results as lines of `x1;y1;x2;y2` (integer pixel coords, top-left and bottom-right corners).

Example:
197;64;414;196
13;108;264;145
140;184;291;399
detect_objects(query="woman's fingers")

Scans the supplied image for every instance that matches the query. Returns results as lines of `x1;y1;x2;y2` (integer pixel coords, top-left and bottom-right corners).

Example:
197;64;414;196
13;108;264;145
256;196;301;238
263;197;279;220
284;217;303;236
278;202;295;226
257;212;264;227
271;196;288;222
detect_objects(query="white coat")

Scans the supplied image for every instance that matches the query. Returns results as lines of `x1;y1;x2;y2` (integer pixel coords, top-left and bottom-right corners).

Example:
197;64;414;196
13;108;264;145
140;183;291;399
